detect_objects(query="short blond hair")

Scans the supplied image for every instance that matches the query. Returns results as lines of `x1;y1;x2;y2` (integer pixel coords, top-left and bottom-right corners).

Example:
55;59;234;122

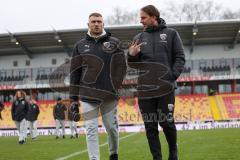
89;12;102;18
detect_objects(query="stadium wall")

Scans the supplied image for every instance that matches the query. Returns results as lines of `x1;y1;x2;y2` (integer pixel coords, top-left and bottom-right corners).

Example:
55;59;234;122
1;44;240;70
0;52;68;69
1;94;239;129
184;44;240;60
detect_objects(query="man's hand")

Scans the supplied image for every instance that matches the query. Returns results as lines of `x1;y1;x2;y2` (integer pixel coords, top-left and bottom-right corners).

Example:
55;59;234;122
129;40;143;56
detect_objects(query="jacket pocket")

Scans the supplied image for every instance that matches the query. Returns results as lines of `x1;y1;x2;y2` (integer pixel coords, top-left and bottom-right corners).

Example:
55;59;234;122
162;70;174;82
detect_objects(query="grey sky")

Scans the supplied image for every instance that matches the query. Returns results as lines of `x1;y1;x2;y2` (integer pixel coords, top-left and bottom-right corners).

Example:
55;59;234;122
0;0;239;34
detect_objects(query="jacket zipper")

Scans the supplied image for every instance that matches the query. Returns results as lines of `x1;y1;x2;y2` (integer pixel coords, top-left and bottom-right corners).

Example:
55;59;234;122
152;32;156;59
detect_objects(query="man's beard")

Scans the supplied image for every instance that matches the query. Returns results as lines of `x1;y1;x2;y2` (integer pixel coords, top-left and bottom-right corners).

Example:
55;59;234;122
91;29;103;37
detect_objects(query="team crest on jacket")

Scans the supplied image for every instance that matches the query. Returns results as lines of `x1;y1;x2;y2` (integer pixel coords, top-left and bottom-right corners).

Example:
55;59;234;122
102;41;118;53
160;34;167;41
103;42;111;48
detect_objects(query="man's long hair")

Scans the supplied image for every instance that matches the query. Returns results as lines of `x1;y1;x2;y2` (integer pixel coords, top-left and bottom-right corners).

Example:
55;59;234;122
15;90;26;100
141;5;160;20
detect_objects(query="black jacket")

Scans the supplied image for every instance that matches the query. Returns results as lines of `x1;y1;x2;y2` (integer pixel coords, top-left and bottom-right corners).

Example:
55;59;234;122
11;99;28;121
70;32;126;103
68;103;79;121
53;103;67;120
0;101;3;110
128;18;185;86
0;101;4;120
26;103;40;121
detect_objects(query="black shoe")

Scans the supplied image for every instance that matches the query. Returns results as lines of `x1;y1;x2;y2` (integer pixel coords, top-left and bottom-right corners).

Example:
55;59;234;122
62;135;65;139
109;154;118;160
70;135;74;139
75;133;78;138
56;136;59;139
168;145;178;160
19;140;25;145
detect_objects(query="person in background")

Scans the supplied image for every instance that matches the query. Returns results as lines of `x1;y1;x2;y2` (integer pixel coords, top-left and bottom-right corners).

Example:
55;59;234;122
0;100;4;120
26;98;40;140
11;90;28;144
53;97;67;139
68;101;79;139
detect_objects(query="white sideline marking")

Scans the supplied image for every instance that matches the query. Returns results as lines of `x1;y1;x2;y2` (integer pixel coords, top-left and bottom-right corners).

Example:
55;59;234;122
56;132;138;160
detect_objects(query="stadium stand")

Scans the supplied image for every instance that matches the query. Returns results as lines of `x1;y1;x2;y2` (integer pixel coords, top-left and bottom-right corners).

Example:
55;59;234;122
1;93;239;129
200;65;231;74
0;20;240;130
219;94;240;119
208;96;222;120
174;94;213;122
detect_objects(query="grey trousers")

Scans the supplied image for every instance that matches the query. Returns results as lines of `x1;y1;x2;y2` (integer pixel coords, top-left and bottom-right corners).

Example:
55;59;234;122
15;119;27;142
55;119;65;137
81;100;119;160
69;120;78;136
28;120;38;138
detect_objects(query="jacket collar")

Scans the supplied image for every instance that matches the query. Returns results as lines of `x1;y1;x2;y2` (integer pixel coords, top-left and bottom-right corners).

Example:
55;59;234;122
87;29;106;39
17;97;24;101
86;30;111;42
144;18;167;33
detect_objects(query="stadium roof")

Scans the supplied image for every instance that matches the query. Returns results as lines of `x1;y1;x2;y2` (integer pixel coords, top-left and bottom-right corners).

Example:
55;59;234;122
0;19;240;58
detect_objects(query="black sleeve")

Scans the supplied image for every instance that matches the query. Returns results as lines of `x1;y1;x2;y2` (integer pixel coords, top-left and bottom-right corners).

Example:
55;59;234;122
0;101;4;112
25;101;29;115
63;104;67;111
36;104;40;116
127;33;142;62
0;102;3;120
11;101;15;120
128;54;141;62
0;101;3;110
74;104;79;113
69;43;82;102
53;105;56;119
171;30;185;80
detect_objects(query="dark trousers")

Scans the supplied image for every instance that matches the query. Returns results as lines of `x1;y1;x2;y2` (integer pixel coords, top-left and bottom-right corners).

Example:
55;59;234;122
138;91;177;160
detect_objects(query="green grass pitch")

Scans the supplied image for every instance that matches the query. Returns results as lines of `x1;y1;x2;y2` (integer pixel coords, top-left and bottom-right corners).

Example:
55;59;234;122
0;128;239;160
